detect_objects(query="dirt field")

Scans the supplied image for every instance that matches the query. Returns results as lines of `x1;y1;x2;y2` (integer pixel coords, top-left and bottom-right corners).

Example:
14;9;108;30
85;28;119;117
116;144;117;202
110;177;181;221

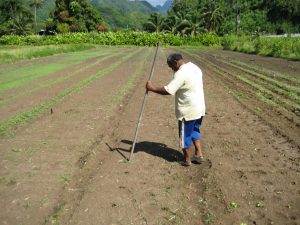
0;46;299;225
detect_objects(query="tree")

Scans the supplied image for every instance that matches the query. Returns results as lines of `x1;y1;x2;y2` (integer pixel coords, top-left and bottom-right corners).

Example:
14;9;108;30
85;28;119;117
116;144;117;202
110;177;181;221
29;0;44;33
9;12;33;35
171;0;198;14
50;0;103;33
183;11;206;36
0;0;23;20
143;12;165;33
262;0;300;24
162;11;191;35
261;0;300;33
201;0;224;32
143;0;299;35
161;14;179;34
0;0;34;35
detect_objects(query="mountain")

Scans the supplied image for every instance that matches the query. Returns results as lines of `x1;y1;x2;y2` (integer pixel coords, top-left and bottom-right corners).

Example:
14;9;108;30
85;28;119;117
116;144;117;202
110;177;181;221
90;0;158;29
22;0;158;30
155;0;173;15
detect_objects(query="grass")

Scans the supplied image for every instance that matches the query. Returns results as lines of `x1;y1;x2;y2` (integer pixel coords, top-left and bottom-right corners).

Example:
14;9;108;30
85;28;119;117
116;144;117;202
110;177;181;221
42;202;65;225
0;48;142;137
221;60;300;102
60;174;70;183
230;202;238;209
7;176;17;186
204;212;215;224
0;44;96;64
0;47;120;93
221;35;300;60
0;176;6;184
22;202;32;209
185;48;300;103
238;75;299;112
256;201;264;208
0;63;67;92
181;48;299;118
0;51;121;107
221;57;300;83
110;48;152;107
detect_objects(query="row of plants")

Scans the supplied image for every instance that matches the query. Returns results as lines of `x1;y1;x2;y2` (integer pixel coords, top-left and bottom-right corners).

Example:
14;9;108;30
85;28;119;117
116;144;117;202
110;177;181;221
1;32;298;60
0;44;96;64
0;48;142;137
0;32;220;47
222;35;300;60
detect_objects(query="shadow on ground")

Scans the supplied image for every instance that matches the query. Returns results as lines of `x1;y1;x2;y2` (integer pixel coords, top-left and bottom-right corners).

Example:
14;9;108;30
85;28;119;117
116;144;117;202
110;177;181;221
106;140;183;162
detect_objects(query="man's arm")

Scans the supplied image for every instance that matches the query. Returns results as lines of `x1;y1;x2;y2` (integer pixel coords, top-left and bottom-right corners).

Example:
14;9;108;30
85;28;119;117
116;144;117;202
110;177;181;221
146;81;170;95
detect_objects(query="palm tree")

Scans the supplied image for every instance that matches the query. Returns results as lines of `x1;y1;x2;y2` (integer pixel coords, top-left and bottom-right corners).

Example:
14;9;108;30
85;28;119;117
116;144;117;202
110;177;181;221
162;15;179;34
202;0;224;32
183;11;206;36
29;0;43;33
10;11;33;35
162;11;190;36
0;0;24;21
0;0;34;35
143;12;165;33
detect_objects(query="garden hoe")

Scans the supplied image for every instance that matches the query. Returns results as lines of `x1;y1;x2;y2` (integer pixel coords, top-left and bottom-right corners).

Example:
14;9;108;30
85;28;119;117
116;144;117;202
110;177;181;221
129;42;160;161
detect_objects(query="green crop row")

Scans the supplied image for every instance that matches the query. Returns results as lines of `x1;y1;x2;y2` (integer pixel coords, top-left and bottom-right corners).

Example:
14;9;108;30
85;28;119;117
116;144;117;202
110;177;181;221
221;35;300;60
0;31;220;47
0;44;96;64
0;48;142;136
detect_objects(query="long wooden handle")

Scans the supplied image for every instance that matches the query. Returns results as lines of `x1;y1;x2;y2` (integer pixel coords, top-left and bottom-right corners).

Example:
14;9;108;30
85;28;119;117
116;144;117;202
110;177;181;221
129;42;160;161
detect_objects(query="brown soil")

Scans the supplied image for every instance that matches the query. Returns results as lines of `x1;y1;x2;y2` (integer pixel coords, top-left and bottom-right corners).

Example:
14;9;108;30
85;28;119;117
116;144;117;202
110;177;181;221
0;47;299;225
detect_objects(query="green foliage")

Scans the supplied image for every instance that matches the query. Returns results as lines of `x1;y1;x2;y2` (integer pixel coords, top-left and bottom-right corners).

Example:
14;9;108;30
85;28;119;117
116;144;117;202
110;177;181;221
29;0;44;33
185;33;220;46
143;0;225;35
0;0;34;35
262;0;300;26
221;35;300;59
201;0;224;32
238;10;272;35
0;48;139;136
0;32;221;47
0;44;95;64
143;12;165;33
147;0;300;36
56;23;70;33
92;0;157;30
50;0;102;33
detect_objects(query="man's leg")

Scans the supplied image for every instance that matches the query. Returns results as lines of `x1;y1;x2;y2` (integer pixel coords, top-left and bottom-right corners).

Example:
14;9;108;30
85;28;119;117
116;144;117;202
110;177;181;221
193;117;204;158
183;147;192;164
193;139;203;158
178;119;197;166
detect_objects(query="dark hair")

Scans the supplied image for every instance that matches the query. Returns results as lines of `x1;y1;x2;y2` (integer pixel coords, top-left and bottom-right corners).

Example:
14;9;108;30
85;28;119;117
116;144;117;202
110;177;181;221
167;53;183;67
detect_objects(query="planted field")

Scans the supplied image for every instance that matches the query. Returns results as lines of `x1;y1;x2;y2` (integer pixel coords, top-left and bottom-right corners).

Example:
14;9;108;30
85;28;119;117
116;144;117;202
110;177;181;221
179;47;300;147
0;47;299;225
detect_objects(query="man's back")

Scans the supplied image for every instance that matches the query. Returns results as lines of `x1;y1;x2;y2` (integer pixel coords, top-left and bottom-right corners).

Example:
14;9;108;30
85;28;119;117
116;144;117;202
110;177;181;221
165;62;206;121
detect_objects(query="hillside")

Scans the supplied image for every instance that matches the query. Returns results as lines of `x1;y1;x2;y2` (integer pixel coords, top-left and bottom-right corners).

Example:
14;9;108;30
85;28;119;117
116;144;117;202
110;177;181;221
156;0;173;15
23;0;159;30
91;0;158;30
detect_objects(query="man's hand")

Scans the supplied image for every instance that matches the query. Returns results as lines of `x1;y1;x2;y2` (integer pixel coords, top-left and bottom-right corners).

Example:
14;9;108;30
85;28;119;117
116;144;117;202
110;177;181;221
146;81;154;91
145;81;170;95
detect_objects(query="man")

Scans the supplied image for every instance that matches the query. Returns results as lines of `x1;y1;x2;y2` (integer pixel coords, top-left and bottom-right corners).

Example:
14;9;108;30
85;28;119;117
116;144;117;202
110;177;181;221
146;53;206;166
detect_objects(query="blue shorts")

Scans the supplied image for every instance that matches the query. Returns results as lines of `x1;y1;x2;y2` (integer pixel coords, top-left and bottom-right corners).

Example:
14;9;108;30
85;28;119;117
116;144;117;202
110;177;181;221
178;117;203;149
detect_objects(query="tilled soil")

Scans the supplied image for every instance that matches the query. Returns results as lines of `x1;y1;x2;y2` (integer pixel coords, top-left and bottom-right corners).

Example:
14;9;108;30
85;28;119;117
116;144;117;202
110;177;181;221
0;47;299;225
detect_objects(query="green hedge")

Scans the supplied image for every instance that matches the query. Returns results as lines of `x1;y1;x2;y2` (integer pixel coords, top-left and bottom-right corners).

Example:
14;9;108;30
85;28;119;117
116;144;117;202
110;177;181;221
0;31;220;47
221;35;300;59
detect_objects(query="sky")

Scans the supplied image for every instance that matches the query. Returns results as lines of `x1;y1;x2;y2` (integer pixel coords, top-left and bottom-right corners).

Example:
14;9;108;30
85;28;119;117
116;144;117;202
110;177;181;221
146;0;167;6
